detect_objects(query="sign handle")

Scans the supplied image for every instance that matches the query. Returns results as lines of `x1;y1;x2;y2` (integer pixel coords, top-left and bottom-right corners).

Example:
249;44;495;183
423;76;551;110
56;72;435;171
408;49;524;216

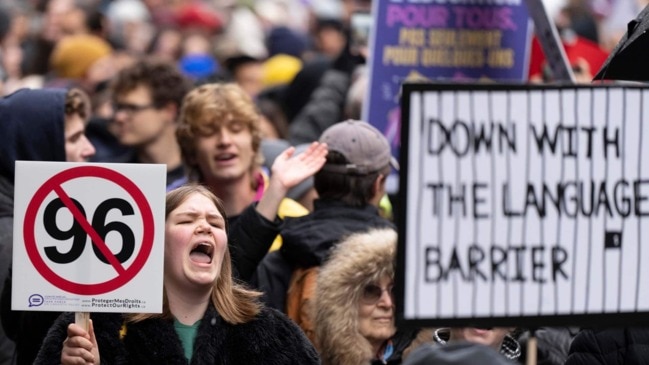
75;312;90;332
525;329;538;365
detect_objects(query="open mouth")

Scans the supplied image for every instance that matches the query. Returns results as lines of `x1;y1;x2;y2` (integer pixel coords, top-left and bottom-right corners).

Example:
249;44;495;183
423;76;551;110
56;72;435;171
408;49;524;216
189;242;214;264
215;153;236;162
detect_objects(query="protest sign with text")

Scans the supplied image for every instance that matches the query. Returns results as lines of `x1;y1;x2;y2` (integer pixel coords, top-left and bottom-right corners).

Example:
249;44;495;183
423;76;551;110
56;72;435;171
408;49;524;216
397;83;649;327
363;0;532;192
12;162;166;313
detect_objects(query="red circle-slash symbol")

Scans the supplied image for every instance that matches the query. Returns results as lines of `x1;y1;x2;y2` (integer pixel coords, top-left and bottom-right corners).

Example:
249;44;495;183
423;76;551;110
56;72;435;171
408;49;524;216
24;166;154;295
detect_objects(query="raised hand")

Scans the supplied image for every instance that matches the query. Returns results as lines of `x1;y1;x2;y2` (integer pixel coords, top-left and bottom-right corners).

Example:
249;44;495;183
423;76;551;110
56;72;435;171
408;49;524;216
256;142;328;220
270;142;328;191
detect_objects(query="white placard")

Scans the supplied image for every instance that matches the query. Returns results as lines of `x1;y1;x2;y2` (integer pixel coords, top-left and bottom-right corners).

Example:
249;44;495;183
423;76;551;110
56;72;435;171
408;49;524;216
399;83;649;326
12;162;166;313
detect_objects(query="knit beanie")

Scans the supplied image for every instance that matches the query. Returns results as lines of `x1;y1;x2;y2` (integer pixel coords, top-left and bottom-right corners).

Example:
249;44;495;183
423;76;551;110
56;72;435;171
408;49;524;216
50;34;113;79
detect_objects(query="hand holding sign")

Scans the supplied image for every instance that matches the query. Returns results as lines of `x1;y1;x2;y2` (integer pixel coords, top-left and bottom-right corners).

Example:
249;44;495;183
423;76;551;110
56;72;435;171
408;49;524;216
62;320;99;365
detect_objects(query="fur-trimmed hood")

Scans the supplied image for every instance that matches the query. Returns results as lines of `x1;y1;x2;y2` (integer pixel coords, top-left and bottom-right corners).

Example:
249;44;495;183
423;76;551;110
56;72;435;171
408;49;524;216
314;228;397;365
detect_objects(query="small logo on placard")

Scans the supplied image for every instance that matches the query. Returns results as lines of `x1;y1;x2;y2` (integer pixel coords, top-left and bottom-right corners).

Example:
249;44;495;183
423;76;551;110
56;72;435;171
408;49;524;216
28;294;44;307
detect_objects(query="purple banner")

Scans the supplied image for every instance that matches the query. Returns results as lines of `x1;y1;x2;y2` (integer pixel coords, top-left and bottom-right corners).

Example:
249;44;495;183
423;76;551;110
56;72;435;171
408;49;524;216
363;0;532;186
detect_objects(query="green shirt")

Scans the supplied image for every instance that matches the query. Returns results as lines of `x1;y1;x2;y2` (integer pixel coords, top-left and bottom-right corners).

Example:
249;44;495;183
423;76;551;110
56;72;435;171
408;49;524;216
173;318;201;361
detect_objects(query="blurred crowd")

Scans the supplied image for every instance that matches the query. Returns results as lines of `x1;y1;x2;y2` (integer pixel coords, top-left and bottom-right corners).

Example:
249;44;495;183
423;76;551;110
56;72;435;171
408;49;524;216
0;0;640;99
0;0;366;124
0;0;647;364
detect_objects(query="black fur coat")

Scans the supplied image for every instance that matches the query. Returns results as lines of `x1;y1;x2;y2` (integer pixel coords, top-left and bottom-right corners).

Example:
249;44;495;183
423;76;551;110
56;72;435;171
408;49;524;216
34;305;320;365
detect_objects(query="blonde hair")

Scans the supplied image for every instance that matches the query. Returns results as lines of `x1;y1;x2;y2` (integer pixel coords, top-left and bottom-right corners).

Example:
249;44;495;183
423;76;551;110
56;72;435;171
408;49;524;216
176;83;264;183
126;184;261;324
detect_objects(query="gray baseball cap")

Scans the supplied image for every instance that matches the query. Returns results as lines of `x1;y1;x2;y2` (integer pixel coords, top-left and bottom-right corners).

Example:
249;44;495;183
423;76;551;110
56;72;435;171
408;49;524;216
319;119;399;175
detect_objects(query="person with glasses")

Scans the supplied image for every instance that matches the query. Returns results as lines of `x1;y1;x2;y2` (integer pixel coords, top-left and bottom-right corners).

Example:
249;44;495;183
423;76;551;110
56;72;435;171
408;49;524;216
107;57;192;187
313;228;431;365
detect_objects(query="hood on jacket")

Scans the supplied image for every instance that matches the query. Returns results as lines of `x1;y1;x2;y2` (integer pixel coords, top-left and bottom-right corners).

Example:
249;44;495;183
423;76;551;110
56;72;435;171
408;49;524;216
314;227;397;365
0;88;67;182
280;199;394;267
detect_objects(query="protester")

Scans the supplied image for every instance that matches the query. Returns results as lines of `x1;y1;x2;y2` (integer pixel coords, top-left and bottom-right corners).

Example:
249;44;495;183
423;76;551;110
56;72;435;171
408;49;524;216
431;327;521;361
287;35;363;145
107;57;191;187
0;1;639;364
34;184;320;365
403;342;511;365
0;87;96;365
287;13;368;145
314;228;431;364
564;327;649;365
307;10;346;60
48;33;113;92
222;54;265;98
253;119;398;339
175;82;327;279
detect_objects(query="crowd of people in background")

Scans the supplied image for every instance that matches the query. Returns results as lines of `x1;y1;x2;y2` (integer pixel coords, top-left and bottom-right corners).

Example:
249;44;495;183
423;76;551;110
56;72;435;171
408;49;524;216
0;0;647;363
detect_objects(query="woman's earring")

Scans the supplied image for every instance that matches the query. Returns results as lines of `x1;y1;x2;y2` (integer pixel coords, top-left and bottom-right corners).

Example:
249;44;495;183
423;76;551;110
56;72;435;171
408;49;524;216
500;334;521;360
433;328;450;345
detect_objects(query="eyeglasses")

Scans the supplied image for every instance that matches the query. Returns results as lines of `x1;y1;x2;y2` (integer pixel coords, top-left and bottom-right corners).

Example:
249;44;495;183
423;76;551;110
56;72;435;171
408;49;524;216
361;284;393;304
112;102;156;116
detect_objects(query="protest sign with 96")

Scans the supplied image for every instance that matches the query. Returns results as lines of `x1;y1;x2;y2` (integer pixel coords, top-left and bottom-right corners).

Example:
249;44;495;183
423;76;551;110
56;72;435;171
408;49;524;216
12;162;166;313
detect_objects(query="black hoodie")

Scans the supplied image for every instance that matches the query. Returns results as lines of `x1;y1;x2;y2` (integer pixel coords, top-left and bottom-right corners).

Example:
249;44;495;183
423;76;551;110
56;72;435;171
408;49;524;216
0;88;66;182
0;88;67;365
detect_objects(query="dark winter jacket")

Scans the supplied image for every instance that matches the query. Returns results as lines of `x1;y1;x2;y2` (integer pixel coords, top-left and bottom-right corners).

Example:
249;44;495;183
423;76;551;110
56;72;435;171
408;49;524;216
252;199;395;310
288;70;350;145
0;88;69;365
228;204;283;282
34;304;320;365
565;327;649;365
